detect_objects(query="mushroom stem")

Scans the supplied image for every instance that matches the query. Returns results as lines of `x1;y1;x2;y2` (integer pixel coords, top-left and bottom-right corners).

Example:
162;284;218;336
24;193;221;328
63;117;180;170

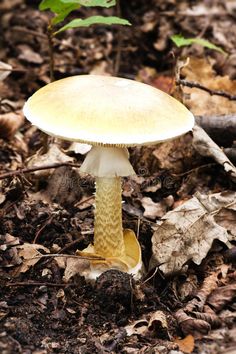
94;176;125;258
80;146;136;258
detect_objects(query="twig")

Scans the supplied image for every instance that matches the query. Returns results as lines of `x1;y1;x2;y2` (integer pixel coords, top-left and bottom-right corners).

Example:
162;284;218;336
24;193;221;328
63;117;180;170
114;0;123;75
0;67;27;73
0;162;80;180
75;195;95;207
12;26;47;40
6;281;76;287
58;237;84;254
177;79;236;101
33;215;54;244
172;163;217;177
27;253;105;260
47;23;55;82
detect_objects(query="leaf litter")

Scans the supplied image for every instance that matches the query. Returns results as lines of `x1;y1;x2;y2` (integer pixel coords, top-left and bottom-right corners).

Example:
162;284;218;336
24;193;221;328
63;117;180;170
0;0;236;353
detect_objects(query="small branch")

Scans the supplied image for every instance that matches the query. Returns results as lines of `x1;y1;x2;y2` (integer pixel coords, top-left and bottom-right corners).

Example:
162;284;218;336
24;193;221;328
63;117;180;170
0;162;80;180
178;79;236;101
27;253;105;260
12;26;47;40
0;67;27;73
6;281;76;287
58;237;84;254
47;23;55;82
33;215;54;244
114;0;123;75
173;163;217;177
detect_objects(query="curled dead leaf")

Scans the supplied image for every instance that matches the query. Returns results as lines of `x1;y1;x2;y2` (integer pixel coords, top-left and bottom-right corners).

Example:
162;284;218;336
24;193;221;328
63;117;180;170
175;309;211;336
0;111;24;139
207;283;236;312
125;319;149;337
148;310;170;339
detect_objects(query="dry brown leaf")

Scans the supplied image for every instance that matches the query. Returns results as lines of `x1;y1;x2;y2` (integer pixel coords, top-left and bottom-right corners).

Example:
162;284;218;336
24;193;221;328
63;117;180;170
63;257;91;281
125;311;169;338
17;44;43;64
152;133;195;173
0;234;20;251
150;191;236;274
215;207;236;238
148;310;170;338
174;335;195;353
75;195;95;210
181;57;236;116
175;309;211;336
141;196;174;220
55;255;91;282
207;283;236;312
45;166;82;207
15;243;49;274
175;269;226;336
0;111;25;139
27;144;74;178
0;61;12;81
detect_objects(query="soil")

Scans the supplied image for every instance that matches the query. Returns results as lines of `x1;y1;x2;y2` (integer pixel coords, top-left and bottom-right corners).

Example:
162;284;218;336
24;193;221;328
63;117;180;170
0;0;236;353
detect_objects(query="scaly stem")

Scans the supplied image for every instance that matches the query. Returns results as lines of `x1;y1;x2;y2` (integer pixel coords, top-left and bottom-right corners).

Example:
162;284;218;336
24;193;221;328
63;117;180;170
94;177;125;258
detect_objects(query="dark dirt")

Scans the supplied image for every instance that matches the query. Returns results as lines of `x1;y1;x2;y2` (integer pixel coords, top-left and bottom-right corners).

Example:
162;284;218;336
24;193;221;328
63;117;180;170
1;0;236;353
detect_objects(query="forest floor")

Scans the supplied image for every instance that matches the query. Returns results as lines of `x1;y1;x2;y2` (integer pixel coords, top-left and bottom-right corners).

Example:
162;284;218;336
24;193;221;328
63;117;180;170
0;0;236;353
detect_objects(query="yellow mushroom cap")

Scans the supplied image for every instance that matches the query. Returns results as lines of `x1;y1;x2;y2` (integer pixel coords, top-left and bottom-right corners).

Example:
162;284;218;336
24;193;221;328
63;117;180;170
23;75;194;146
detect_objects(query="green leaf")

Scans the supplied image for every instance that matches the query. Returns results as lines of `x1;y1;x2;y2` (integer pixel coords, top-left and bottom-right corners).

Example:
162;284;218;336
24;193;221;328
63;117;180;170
39;0;80;25
171;34;226;54
61;0;116;8
55;15;131;34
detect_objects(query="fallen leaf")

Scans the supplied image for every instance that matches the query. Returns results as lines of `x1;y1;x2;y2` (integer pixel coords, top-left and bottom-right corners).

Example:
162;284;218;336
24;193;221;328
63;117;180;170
141;195;174;220
0;61;12;81
0;111;25;139
15;243;49;274
45;166;82;207
125;311;170;339
207;283;236;312
148;310;170;339
17;44;43;64
174;335;195;353
55;255;91;282
181;57;236;116
150;191;236;274
125;319;149;337
27;144;74;178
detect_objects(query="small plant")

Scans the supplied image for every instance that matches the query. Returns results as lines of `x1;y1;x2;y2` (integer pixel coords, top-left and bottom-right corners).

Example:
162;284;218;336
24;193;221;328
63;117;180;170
171;34;226;55
39;0;130;80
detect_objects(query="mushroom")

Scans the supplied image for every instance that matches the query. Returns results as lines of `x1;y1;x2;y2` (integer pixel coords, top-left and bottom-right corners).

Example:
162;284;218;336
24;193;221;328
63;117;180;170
23;75;194;278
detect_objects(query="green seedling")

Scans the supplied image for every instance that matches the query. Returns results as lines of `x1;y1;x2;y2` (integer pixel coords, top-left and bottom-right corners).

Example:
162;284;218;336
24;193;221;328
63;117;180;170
39;0;131;80
39;0;130;34
171;34;226;55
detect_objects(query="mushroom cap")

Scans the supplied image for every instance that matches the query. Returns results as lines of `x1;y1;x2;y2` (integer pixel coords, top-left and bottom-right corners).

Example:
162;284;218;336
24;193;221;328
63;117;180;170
23;75;194;147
